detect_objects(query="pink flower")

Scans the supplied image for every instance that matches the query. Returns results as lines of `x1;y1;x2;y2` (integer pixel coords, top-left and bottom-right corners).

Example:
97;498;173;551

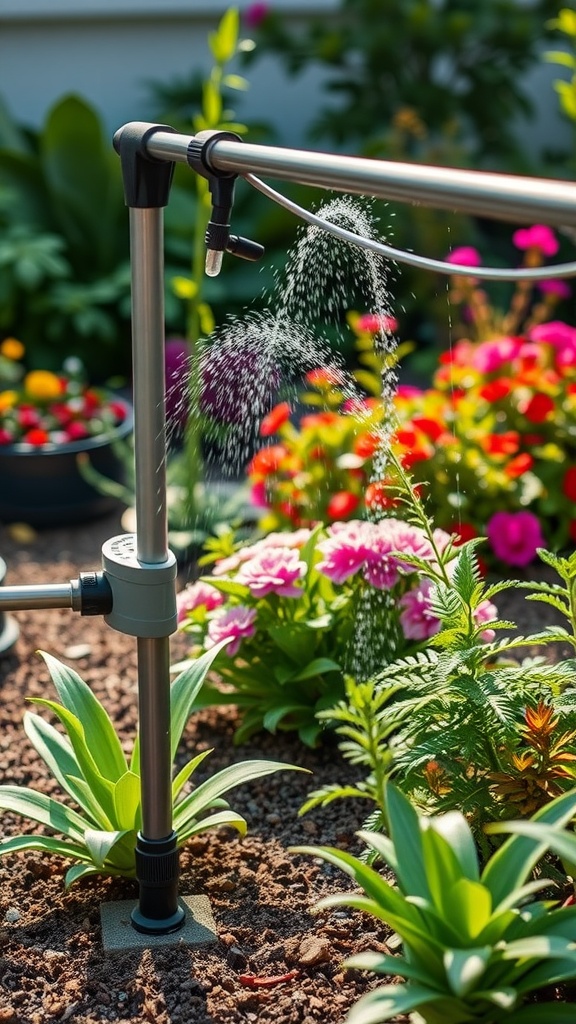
513;225;558;257
316;521;373;584
236;547;306;597
176;581;224;624
356;313;398;334
445;246;482;267
206;606;257;657
471;336;523;374
363;520;434;590
244;2;269;28
487;510;545;567
474;599;498;642
529;320;576;349
399;579;441;640
250;480;269;509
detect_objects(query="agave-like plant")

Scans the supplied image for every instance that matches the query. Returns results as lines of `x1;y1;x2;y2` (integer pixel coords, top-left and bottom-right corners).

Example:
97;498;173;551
0;642;303;887
294;783;576;1024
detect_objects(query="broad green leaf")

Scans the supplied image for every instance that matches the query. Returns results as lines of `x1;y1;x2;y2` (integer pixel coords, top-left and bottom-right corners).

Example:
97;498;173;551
177;808;247;844
38;651;127;782
429;810;479;881
444;947;491;996
344;950;433;986
267;622;317;664
209;7;239;64
0;785;91;843
482;788;576;907
346;983;446;1024
22;711;103;823
420;825;469;914
262;703;311;733
30;698;116;825
359;831;399;875
172;749;213;802
200;577;251;600
385;784;431;901
291;657;341;681
490;820;576;868
501;935;576;961
84;828;131;868
506;1006;576;1023
173;761;305;830
112;772;141;831
0;833;89;861
448;879;493;940
168;639;232;762
64;862;123;889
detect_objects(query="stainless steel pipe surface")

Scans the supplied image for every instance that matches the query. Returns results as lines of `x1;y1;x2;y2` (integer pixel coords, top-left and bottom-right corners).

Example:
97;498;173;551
142;128;576;228
0;583;80;612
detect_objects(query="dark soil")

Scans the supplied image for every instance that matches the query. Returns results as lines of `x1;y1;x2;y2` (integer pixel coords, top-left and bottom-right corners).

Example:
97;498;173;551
0;510;571;1024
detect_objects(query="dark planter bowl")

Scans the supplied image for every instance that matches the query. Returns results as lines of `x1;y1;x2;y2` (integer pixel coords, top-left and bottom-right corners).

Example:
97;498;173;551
0;396;133;527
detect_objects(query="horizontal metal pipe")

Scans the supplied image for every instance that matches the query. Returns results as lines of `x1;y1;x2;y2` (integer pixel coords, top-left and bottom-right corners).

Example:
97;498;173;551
0;582;80;612
144;129;576;228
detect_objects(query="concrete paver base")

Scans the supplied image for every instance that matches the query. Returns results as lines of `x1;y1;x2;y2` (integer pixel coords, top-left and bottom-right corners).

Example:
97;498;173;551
100;895;217;952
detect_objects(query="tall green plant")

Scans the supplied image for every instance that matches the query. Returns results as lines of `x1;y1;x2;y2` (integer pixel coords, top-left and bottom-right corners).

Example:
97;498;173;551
294;783;576;1024
0;644;303;887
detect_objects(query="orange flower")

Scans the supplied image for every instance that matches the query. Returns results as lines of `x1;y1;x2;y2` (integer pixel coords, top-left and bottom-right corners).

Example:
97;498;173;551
23;370;63;403
482;431;520;456
353;431;382;458
365;480;396;510
0;337;25;361
505;453;534;478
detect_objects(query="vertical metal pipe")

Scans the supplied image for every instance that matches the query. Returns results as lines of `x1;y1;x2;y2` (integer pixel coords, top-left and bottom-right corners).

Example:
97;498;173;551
129;207;169;567
128;206;172;842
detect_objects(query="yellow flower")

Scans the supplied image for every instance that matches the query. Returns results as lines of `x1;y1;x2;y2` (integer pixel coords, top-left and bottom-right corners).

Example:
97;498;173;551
23;370;63;402
1;337;25;361
0;390;18;411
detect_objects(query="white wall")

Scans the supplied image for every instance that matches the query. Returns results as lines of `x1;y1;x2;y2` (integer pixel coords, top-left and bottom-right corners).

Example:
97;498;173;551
0;0;570;156
0;1;336;145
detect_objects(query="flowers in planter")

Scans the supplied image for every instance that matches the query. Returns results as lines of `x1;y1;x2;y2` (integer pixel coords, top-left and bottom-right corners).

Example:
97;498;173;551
0;338;127;449
175;518;497;746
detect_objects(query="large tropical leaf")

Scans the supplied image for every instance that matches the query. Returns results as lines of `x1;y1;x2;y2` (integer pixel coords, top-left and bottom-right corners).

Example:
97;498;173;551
0;786;92;844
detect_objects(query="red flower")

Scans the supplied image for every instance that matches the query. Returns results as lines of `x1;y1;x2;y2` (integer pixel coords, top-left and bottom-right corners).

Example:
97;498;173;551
18;406;41;429
259;402;291;437
326;491;360;520
483;431;520;456
365;480;396;510
354;431;382;458
563;467;576;502
300;411;341;430
248;444;288;478
411;416;444;441
452;523;478;544
479;379;512;402
505;453;534;478
23;428;50;446
521;393;555;424
304;367;345;388
65;422;90;442
0;428;14;445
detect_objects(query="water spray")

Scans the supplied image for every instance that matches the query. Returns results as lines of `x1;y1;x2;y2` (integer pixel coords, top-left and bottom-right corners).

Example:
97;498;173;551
0;122;574;948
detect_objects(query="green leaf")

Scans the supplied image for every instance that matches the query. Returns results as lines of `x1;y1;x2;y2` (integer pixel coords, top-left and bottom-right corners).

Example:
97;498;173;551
30;698;115;825
443;946;491;996
429;810;479;881
222;73;250;91
83;829;131;868
169;640;231;760
267;622;318;663
177;808;247;844
0;833;89;861
384;784;431;901
482;788;576;908
290;657;341;681
0;786;91;844
173;760;305;831
209;7;239;64
38;651;127;782
489;819;576;869
172;749;213;802
346;983;445;1024
262;703;311;733
64;862;119;889
506;1007;576;1023
112;772;141;831
23;711;104;823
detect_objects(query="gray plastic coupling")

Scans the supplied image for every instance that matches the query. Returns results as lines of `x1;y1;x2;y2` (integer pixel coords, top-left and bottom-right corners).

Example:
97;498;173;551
101;535;177;638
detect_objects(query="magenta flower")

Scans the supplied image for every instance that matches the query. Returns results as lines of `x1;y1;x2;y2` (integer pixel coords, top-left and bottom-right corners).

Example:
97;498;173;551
206;606;257;656
316;521;374;584
487;510;545;567
236;547;306;597
399;580;441;640
538;279;572;299
176;581;224;624
445;246;482;267
529;320;576;349
513;225;558;257
244;2;269;28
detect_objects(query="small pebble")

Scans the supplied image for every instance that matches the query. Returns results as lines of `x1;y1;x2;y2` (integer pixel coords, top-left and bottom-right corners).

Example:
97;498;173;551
62;643;92;660
4;908;20;923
